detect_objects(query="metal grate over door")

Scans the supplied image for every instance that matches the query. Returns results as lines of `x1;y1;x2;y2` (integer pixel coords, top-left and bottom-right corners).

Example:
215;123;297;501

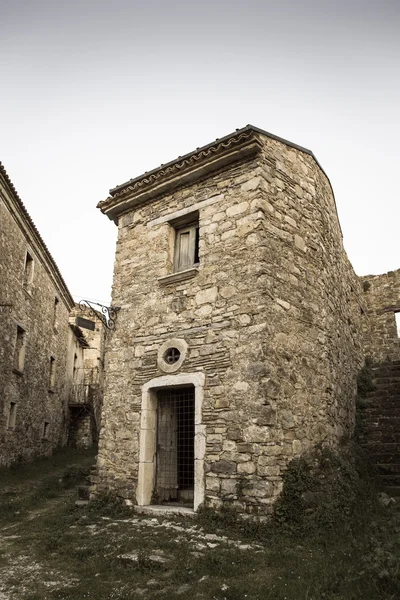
155;387;195;506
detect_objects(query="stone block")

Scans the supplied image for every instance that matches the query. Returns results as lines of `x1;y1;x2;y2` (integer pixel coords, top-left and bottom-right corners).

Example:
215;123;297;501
211;460;237;474
221;478;237;494
195;287;218;305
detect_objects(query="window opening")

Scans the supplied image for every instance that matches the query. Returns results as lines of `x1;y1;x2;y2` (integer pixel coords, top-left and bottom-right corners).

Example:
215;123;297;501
155;387;195;507
73;353;78;378
53;297;59;329
43;421;50;439
395;312;400;338
173;218;199;272
164;347;181;365
7;402;16;429
23;252;34;289
49;356;56;390
14;326;26;372
194;226;200;264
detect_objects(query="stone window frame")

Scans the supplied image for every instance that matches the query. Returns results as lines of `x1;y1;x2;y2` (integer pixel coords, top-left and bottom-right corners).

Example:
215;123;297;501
158;212;200;286
136;372;206;512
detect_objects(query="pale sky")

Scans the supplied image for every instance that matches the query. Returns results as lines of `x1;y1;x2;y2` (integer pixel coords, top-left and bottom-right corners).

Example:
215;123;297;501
1;0;399;305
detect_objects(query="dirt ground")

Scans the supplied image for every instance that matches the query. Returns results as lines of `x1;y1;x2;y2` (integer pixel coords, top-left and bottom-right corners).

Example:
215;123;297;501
0;449;399;600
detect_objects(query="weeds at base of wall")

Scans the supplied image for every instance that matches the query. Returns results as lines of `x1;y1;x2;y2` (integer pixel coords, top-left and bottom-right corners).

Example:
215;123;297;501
199;441;381;541
198;443;399;595
271;442;380;536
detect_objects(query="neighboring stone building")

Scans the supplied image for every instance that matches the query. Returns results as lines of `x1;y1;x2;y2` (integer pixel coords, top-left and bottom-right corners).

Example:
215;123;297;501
93;125;369;515
0;163;105;466
67;305;107;448
0;163;76;465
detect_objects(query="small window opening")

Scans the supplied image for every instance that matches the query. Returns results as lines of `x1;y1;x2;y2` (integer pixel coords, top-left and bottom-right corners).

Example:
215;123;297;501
14;326;26;372
23;252;34;289
395;312;400;338
173;218;199;272
53;297;59;329
164;347;181;364
7;402;16;430
73;353;78;378
194;226;200;264
43;421;50;439
49;356;56;391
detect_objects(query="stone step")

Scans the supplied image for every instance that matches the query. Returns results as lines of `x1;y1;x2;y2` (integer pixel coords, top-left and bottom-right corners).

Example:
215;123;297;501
364;442;400;453
383;486;400;497
380;474;400;487
366;390;400;397
362;416;400;433
75;499;89;507
360;432;400;443
359;412;400;421
372;362;400;371
376;463;400;475
360;360;400;493
364;452;400;463
363;405;400;412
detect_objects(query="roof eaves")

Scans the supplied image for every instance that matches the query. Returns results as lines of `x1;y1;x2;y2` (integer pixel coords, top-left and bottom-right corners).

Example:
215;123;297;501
98;124;342;235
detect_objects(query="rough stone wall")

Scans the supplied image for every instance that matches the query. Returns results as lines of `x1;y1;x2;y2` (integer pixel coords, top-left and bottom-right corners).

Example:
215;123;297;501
70;412;93;449
94;132;366;515
69;305;107;442
0;170;74;466
65;326;86;400
360;269;400;362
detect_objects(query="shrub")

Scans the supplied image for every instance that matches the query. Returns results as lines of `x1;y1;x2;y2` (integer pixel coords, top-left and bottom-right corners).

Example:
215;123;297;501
272;443;376;537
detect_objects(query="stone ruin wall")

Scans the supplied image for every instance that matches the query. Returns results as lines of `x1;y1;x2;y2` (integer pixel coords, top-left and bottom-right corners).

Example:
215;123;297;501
0;178;73;466
94;133;366;515
360;269;400;363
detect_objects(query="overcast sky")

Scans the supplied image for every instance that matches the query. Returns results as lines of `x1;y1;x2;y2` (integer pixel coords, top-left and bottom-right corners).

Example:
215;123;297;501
1;0;399;304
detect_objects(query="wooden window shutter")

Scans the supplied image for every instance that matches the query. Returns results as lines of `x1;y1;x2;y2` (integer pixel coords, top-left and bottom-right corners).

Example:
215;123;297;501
174;225;197;272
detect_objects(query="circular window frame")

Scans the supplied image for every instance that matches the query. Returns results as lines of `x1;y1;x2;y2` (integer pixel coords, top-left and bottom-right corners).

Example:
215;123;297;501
157;338;188;373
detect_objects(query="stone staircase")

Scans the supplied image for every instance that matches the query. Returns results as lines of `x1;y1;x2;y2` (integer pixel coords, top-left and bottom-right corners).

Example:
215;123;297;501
358;360;400;496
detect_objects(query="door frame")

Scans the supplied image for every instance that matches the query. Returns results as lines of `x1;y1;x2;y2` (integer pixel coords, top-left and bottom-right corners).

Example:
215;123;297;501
137;372;205;510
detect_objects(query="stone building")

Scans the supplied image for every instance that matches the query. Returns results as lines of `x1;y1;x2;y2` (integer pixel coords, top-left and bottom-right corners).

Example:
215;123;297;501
68;305;107;448
0;162;76;465
0;163;105;466
93;125;368;515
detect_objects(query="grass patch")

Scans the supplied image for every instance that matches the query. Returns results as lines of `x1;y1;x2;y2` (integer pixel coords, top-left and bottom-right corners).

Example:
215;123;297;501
0;445;399;599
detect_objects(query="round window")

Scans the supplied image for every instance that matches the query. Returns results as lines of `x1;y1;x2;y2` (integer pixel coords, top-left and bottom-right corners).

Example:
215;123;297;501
164;347;181;364
157;338;188;373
